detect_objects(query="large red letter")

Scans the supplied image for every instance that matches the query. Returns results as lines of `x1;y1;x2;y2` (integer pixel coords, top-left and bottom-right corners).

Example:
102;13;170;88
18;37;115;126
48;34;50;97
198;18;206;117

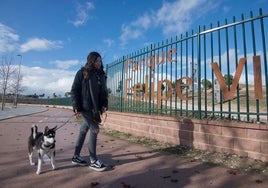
212;58;246;101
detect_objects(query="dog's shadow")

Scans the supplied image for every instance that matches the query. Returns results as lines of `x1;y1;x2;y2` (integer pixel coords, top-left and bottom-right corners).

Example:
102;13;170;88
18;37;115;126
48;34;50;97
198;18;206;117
28;158;78;174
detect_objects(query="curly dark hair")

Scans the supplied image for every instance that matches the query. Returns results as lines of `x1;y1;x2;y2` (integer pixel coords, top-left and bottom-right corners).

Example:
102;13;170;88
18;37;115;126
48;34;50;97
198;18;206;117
83;51;105;79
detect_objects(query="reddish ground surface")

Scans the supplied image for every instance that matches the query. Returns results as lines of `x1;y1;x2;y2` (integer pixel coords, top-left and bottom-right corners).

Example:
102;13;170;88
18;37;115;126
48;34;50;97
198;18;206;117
0;106;267;188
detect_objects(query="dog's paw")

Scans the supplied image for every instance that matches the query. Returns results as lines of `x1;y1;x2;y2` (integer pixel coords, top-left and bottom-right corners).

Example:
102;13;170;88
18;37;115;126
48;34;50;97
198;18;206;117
52;163;57;170
36;170;41;175
30;162;35;166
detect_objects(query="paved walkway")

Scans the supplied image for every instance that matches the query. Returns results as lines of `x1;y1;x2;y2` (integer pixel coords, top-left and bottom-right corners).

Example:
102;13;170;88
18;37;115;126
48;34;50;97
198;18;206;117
0;105;268;188
0;104;48;120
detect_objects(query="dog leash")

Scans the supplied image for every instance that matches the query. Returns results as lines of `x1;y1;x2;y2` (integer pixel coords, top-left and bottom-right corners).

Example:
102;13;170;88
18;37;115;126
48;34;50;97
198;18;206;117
56;111;108;130
56;115;75;131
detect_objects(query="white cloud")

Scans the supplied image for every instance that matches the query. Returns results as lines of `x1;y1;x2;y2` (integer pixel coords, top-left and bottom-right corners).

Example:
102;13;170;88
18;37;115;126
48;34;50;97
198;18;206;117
119;13;152;46
0;23;19;53
119;24;143;46
223;6;231;13
103;38;114;48
21;66;76;97
20;38;63;53
119;0;220;46
156;0;218;35
52;59;80;69
70;1;95;27
132;13;151;30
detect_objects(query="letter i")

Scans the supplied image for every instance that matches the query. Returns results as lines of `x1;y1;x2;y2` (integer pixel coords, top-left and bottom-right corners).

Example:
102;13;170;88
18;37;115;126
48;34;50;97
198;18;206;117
253;56;263;99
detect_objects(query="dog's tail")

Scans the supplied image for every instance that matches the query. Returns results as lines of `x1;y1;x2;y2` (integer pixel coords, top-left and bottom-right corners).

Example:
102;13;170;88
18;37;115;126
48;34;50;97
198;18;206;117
31;125;38;139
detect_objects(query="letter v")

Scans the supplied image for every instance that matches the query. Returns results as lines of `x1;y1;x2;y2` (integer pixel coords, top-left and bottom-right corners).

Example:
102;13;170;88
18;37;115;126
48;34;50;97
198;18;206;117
211;58;246;101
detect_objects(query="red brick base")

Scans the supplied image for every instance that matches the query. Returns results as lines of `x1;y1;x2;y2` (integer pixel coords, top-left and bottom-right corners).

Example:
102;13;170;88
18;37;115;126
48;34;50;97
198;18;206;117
104;111;268;162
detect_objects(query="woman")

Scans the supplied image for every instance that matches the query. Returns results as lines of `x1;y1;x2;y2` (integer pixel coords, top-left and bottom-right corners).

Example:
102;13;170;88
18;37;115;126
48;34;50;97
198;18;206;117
71;51;108;172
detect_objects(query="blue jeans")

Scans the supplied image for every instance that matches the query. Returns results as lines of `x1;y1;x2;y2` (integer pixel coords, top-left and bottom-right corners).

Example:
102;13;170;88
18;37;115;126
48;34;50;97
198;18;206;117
74;112;99;161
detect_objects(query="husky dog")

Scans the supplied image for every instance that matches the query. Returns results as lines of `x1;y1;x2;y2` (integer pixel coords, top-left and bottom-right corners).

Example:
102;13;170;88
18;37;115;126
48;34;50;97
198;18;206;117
28;125;57;175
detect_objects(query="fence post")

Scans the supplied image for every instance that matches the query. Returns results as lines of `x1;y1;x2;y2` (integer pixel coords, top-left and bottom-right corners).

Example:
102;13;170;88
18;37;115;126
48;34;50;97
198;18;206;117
197;26;202;119
259;8;268;122
148;44;153;115
120;56;125;112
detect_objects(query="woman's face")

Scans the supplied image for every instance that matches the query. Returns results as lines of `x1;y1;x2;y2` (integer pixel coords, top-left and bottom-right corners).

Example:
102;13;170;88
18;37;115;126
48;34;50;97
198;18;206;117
94;57;102;69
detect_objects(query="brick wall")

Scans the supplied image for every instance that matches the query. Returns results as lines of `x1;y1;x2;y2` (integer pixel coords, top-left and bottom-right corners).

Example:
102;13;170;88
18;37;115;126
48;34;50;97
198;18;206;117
104;111;268;162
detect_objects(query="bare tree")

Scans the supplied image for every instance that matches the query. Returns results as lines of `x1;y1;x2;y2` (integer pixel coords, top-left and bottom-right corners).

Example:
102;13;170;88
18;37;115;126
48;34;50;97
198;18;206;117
0;55;17;110
14;54;23;107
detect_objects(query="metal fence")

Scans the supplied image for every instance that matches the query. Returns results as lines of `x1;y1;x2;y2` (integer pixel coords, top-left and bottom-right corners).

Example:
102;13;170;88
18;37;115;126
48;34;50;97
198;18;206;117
106;8;268;124
1;96;72;111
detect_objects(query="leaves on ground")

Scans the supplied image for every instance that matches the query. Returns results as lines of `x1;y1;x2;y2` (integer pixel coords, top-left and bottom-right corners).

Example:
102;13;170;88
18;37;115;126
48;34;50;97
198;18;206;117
135;155;144;160
90;182;99;187
227;169;239;175
121;181;134;188
256;179;263;183
101;128;268;176
170;179;178;183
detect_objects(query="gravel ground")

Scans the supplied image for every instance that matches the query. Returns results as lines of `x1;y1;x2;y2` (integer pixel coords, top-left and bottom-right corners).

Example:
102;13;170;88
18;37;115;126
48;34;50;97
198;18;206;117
101;128;268;176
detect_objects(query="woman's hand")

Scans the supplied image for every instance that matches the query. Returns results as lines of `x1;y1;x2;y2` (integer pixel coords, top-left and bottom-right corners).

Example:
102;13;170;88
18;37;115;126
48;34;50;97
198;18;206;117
74;109;81;118
101;107;107;113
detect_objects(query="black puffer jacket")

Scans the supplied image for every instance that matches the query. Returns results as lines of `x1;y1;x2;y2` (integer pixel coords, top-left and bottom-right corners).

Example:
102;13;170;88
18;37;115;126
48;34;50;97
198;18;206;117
71;67;108;116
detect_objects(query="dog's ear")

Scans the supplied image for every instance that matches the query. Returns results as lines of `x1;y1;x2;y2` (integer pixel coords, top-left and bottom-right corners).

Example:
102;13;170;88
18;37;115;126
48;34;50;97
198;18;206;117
32;124;38;130
44;126;49;133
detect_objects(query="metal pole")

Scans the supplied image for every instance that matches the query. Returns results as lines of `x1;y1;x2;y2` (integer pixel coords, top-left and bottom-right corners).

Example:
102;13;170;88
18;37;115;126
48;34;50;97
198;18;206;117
15;54;22;108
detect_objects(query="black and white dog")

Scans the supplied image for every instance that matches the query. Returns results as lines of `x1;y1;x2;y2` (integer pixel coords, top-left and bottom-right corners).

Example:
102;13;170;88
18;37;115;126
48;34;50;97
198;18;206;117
28;125;57;175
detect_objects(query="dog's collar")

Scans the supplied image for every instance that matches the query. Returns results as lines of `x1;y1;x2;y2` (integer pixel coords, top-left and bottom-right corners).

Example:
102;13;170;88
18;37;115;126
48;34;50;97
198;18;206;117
41;143;55;150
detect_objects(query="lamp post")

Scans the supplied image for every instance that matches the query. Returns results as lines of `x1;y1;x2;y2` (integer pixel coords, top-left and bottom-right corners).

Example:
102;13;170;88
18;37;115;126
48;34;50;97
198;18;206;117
14;54;22;108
